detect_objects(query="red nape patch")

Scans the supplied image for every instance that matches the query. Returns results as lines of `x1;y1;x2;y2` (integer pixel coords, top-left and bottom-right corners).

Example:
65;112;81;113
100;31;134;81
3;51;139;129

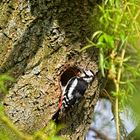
58;95;64;109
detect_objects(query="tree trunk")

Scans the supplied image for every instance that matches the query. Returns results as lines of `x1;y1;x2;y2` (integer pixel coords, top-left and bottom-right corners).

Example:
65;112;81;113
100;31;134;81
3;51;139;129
0;0;101;139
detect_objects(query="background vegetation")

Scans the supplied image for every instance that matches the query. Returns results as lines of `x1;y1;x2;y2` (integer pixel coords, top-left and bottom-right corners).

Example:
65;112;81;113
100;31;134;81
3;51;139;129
82;0;140;139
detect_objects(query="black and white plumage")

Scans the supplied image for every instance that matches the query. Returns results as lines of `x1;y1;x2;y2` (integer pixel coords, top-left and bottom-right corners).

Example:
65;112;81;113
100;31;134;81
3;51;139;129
62;76;88;109
61;69;94;110
52;69;94;122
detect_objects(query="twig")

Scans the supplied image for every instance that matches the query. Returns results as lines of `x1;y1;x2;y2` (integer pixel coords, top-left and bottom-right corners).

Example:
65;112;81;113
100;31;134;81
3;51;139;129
114;48;126;140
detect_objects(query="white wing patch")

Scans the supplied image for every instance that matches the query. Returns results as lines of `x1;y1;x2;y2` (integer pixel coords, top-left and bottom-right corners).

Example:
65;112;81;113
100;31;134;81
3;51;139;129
67;78;78;100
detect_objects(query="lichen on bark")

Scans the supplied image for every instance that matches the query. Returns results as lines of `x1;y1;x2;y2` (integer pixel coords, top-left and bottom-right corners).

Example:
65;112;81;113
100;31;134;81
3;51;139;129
0;0;101;139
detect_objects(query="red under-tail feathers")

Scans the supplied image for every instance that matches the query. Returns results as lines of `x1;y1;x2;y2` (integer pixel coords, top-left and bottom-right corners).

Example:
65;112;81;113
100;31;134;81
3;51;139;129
52;95;64;123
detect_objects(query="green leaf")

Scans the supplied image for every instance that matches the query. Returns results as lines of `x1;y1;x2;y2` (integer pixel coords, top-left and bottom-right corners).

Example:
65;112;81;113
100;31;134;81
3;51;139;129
80;43;96;52
80;38;97;52
91;31;103;40
99;48;105;77
103;33;114;48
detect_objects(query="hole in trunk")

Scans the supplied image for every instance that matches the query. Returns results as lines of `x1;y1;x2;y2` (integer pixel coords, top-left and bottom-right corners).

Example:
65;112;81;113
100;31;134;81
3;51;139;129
60;66;81;87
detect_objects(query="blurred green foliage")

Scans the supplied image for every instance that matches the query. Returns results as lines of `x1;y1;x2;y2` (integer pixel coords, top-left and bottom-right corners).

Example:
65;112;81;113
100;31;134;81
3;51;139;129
81;0;140;139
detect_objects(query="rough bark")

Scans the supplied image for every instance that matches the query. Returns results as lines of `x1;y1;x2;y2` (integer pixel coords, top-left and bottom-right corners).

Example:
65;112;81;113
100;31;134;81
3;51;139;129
0;0;101;139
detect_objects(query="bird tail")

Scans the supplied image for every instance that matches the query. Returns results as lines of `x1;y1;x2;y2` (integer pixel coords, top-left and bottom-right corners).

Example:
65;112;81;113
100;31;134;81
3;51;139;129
52;95;64;123
52;109;60;124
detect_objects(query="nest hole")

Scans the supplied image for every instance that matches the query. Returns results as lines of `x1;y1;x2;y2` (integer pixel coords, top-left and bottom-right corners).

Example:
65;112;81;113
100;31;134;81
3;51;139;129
60;66;81;87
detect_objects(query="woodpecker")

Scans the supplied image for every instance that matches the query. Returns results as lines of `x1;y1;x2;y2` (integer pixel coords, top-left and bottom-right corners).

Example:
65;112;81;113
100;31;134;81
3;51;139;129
52;69;95;122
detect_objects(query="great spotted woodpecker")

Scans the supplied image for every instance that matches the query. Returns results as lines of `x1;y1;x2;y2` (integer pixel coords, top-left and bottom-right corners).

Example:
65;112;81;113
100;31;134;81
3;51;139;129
52;69;95;122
